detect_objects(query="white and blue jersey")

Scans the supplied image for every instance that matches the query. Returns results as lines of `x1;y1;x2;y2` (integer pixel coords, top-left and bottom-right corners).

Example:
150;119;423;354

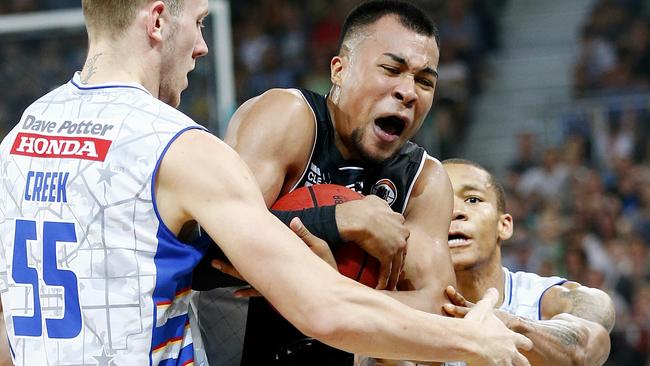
356;267;567;366
441;268;567;366
0;73;209;365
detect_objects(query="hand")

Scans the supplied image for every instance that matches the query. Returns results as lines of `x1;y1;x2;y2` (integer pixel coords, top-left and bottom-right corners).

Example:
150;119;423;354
464;288;533;366
444;286;519;329
289;217;337;270
336;195;409;290
442;285;475;317
210;218;336;298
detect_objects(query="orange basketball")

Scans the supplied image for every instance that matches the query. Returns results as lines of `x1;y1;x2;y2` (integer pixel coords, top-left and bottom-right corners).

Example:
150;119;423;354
272;184;379;288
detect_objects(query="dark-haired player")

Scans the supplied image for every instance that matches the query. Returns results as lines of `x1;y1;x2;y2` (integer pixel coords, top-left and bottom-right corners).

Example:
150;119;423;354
439;159;614;366
196;1;531;365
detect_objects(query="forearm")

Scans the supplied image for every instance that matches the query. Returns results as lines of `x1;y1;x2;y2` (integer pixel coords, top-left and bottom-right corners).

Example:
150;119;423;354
512;314;610;366
210;208;483;362
315;287;484;362
379;287;444;314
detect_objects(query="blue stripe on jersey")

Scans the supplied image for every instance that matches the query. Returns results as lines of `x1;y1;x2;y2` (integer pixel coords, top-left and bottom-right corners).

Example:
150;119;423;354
149;126;210;365
7;336;15;360
158;344;195;366
69;77;150;94
507;271;513;306
537;279;568;320
150;126;208;250
151;313;190;351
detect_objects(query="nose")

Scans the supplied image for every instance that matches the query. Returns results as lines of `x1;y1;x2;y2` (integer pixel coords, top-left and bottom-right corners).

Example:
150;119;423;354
393;76;417;108
193;33;209;59
452;198;467;221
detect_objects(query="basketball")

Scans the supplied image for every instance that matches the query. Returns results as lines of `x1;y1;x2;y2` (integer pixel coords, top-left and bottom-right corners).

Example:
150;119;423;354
272;184;380;288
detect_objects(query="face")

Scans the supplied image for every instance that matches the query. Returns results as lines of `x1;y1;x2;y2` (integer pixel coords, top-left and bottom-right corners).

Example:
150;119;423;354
331;15;439;164
444;163;513;271
159;0;209;107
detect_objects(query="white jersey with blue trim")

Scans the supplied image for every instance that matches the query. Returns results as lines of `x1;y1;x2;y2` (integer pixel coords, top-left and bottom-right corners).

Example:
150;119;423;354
356;268;567;366
499;267;567;320
0;73;208;365
440;268;567;366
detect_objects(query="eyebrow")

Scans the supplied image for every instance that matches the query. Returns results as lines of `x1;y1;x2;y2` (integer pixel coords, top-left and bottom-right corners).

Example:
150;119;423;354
383;52;438;78
458;184;485;194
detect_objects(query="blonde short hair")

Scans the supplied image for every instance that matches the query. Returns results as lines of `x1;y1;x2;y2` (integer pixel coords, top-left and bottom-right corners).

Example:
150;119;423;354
82;0;183;36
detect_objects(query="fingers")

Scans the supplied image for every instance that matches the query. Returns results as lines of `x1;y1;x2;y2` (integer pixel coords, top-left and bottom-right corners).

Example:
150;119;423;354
386;250;404;290
234;287;262;298
211;259;246;281
290;217;328;249
290;217;337;269
375;261;391;290
445;285;474;307
514;351;531;366
465;287;499;322
514;333;533;351
442;303;469;318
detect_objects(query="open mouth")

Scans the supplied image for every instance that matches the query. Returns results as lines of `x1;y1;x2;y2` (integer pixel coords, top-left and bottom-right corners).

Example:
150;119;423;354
375;116;406;138
448;232;471;246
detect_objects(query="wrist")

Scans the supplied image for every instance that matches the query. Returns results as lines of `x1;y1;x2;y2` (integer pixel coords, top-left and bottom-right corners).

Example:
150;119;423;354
335;202;364;242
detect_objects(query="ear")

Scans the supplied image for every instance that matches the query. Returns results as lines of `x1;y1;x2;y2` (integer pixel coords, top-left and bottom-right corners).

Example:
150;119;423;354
330;55;346;86
497;213;513;242
145;1;166;43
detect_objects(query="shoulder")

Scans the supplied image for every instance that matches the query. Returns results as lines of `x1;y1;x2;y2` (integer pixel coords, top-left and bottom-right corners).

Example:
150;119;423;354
229;88;315;132
403;154;453;219
411;155;451;199
225;88;317;150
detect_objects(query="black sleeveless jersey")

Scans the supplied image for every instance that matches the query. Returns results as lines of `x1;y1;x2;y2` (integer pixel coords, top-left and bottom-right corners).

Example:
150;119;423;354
241;89;427;366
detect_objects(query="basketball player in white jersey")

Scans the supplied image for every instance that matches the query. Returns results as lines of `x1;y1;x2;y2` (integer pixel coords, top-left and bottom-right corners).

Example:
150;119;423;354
0;1;533;365
439;159;614;366
358;159;615;366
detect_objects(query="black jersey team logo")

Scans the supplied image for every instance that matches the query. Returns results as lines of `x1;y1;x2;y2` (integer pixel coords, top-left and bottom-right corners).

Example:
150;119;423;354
371;179;397;206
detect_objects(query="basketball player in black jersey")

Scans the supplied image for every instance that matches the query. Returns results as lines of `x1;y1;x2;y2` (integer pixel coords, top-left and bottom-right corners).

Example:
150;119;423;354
197;1;533;365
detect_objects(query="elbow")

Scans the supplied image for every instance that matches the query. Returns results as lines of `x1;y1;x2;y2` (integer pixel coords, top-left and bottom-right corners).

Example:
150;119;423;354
570;324;610;366
570;348;588;366
298;305;350;344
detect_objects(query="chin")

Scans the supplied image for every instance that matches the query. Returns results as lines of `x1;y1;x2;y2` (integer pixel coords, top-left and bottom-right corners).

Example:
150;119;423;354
360;144;401;165
450;252;478;271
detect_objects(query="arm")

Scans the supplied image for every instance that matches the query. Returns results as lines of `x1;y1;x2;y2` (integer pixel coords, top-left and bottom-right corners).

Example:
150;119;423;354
156;130;532;364
445;281;614;366
382;157;457;313
225;88;409;289
508;281;614;366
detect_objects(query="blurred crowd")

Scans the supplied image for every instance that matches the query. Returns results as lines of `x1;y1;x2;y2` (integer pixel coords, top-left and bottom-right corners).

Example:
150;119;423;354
501;1;650;365
573;0;650;97
1;1;649;365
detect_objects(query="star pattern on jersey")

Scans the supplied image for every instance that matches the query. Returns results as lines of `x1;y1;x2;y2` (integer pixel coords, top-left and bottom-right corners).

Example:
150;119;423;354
92;348;114;366
97;163;118;186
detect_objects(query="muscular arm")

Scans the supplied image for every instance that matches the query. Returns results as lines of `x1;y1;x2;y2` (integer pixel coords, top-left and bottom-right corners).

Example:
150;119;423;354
155;130;530;364
225;88;315;206
382;157;456;313
507;282;615;366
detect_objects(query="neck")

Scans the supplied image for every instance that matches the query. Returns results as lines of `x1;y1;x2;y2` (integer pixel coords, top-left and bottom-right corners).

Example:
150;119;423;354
80;39;159;97
455;247;505;306
326;93;353;161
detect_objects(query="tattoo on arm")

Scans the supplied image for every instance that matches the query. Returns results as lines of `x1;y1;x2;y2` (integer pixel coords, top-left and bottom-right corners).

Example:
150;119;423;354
559;288;615;331
81;53;102;84
538;320;581;346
